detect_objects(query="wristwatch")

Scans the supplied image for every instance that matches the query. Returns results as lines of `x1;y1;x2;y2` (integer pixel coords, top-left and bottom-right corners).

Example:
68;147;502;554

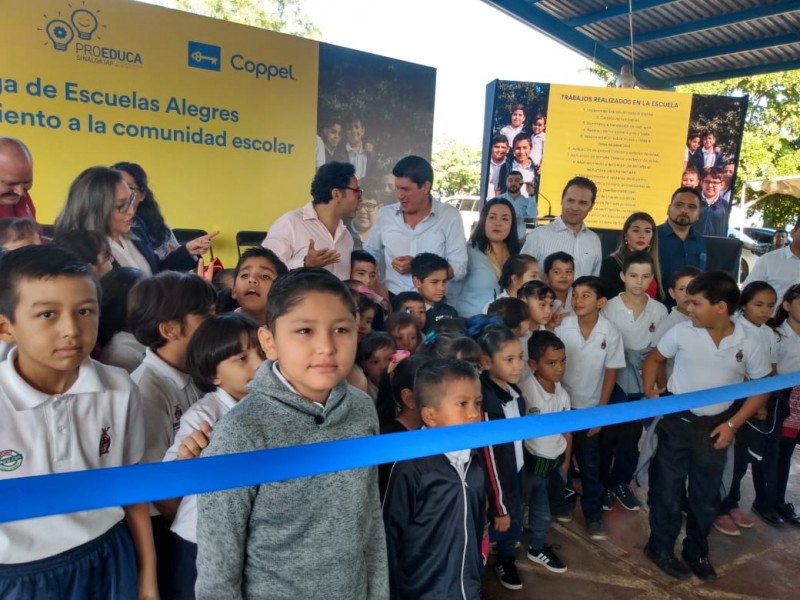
726;420;737;432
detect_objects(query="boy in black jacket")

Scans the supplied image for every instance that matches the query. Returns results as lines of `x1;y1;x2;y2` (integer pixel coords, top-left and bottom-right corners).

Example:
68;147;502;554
412;253;458;333
383;359;485;600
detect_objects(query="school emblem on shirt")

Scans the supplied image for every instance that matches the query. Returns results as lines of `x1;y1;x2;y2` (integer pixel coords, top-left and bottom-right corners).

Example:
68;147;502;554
99;427;112;456
527;407;541;416
0;449;23;472
649;322;656;333
736;349;744;363
601;340;607;350
173;405;183;432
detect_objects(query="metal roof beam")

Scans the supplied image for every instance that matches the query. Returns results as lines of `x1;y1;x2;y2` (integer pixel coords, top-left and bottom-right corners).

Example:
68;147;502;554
483;0;668;89
640;34;800;69
564;0;680;28
665;58;800;87
603;0;800;48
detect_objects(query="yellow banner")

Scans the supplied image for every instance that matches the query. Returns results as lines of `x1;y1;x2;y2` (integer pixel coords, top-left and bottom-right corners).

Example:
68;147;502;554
541;84;692;228
1;0;318;263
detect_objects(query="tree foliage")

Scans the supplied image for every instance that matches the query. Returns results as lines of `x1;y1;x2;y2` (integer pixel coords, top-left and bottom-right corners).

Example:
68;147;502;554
170;0;322;39
431;137;482;197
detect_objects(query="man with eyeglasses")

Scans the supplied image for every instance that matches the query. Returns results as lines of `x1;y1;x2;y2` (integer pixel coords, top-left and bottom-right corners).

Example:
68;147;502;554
262;161;362;280
693;167;729;238
347;181;381;245
0;137;36;220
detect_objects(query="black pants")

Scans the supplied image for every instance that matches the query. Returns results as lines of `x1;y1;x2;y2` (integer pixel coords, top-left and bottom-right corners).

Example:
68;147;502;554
750;402;786;511
600;419;643;489
648;412;728;558
165;533;198;600
777;433;800;504
573;429;603;522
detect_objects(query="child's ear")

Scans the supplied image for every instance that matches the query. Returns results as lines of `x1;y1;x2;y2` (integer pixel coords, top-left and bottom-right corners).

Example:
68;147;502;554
411;276;422;289
597;297;608;309
0;315;16;343
257;326;278;361
619;270;626;282
480;354;493;371
527;358;537;371
420;405;437;428
400;388;416;410
668;287;677;300
158;320;182;342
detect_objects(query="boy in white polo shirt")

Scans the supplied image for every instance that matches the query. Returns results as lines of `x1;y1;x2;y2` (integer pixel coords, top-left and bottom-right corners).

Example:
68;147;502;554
554;276;625;540
601;252;668;511
0;245;156;599
642;271;771;582
128;270;216;593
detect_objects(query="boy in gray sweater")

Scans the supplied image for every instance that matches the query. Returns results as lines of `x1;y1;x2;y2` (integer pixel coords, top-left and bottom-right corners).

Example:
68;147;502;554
195;269;389;599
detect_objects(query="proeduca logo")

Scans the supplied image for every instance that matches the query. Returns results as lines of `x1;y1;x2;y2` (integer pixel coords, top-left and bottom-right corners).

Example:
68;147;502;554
39;3;143;68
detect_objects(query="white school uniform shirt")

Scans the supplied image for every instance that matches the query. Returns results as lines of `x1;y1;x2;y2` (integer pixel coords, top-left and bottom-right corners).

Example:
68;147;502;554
523;375;570;459
99;331;146;374
500;386;525;471
652;308;691;380
602;295;668;351
743;246;800;315
733;313;778;366
775;320;800;374
552;288;574;320
554;314;626;408
131;348;201;465
658;321;771;416
165;388;238;544
0;350;144;563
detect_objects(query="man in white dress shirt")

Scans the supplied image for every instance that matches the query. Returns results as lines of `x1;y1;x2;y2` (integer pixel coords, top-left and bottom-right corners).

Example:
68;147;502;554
522;176;602;278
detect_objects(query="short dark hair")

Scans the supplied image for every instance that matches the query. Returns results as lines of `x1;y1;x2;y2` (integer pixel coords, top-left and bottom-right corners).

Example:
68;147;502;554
392;155;434;189
235;247;287;278
414;358;478;412
431;316;467;337
391;353;432;407
704;167;724;181
621;250;654;274
517;280;555;301
98;267;146;346
310;161;356;205
391;291;424;312
384;311;419;336
527;330;565;362
671;186;702;204
686;270;739;315
0;245;99;323
498;254;537;290
266;268;356;332
491;134;508;147
507;170;523;179
487;297;529;330
572;275;607;299
53;229;110;267
670;265;702;288
187;313;262;394
411;252;449;281
475;323;518;362
512;132;530;147
0;218;41;248
351;249;376;266
128;272;216;349
356;332;396;367
562;176;597;204
543;251;574;275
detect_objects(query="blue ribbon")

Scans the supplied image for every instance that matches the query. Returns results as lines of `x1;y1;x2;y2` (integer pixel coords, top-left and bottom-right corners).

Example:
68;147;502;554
1;372;798;523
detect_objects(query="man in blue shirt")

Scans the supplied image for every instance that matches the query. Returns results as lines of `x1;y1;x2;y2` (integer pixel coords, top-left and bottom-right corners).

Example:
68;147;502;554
658;187;707;308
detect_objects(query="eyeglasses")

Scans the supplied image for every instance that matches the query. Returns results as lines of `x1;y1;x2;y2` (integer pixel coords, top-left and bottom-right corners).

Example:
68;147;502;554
702;180;721;186
114;192;138;214
358;201;380;211
343;186;363;196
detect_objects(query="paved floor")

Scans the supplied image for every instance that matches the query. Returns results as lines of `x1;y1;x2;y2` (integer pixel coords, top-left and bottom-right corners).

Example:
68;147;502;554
485;452;800;599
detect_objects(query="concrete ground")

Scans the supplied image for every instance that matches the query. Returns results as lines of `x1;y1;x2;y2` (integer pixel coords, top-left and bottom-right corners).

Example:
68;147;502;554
485;452;800;599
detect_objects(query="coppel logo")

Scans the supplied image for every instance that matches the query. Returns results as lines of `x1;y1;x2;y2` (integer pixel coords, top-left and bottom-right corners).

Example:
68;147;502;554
188;41;221;72
231;54;297;81
39;4;142;66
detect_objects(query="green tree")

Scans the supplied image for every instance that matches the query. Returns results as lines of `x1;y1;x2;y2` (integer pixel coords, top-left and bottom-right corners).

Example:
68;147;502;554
431;137;482;197
168;0;322;39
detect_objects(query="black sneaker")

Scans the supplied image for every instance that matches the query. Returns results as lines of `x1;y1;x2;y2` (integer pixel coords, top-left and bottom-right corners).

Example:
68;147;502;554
776;503;800;526
586;520;607;540
527;544;567;573
612;483;641;511
681;549;717;581
553;508;573;523
644;543;691;580
602;488;614;511
495;557;523;590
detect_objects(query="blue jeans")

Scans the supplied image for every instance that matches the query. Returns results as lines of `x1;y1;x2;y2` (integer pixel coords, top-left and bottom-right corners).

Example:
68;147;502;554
525;455;563;549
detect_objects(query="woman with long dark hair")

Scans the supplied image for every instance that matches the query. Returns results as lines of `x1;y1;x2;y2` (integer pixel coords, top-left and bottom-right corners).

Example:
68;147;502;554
599;211;664;300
